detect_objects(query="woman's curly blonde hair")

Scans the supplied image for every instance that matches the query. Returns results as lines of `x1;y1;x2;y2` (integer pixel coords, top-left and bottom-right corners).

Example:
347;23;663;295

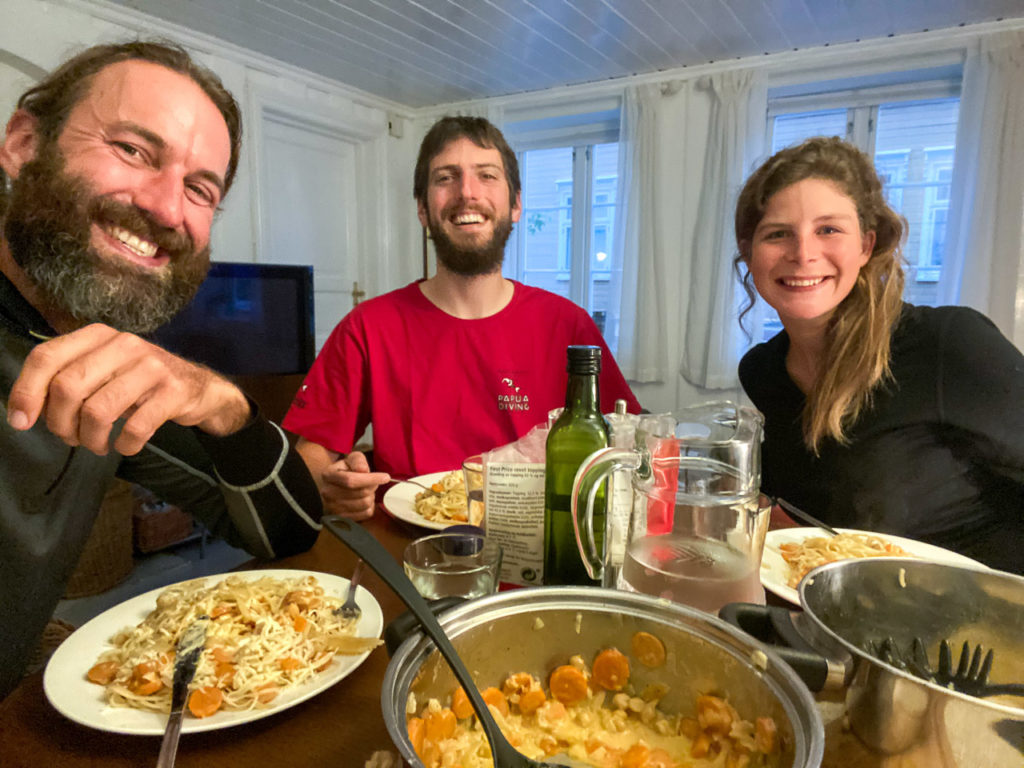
733;137;907;453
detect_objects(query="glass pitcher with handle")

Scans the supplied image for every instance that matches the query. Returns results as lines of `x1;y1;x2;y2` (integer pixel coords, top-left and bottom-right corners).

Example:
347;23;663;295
572;401;770;613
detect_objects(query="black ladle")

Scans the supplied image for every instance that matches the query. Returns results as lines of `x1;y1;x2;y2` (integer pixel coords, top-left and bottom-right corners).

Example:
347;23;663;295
323;516;573;768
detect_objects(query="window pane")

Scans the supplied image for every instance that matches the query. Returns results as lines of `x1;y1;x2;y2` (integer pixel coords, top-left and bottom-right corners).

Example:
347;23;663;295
874;99;959;305
589;142;619;336
771;109;848;152
519;147;572;299
755;98;960;344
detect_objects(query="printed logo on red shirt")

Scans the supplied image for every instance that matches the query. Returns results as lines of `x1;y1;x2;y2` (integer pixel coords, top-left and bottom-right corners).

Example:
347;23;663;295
497;377;530;412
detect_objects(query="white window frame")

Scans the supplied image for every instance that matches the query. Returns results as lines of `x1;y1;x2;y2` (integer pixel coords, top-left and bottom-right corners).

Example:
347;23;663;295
502;106;620;319
750;71;962;344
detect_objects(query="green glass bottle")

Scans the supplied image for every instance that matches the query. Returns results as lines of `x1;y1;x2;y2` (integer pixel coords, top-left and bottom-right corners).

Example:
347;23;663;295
544;345;609;585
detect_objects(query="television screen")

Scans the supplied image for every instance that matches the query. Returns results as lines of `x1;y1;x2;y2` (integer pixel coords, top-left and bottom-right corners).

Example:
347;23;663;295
151;262;315;376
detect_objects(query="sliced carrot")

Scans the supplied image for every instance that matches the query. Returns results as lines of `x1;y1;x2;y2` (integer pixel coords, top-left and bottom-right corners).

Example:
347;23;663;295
431;483;445;493
518;687;547;716
424;707;457;742
481;686;509;717
279;656;302;671
407;716;426;757
450;686;474;720
187;686;224;718
631;631;667;668
209;646;235;663
293;614;308;632
592;648;630;691
256;683;279;704
549;664;588;704
87;661;119;685
214;661;236;686
620;743;650;768
128;661;163;696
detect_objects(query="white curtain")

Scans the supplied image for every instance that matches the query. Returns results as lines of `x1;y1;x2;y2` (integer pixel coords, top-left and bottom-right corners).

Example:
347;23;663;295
610;83;667;381
940;30;1024;338
678;69;767;389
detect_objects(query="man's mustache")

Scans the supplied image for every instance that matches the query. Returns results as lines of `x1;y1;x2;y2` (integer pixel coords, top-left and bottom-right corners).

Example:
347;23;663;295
88;197;194;260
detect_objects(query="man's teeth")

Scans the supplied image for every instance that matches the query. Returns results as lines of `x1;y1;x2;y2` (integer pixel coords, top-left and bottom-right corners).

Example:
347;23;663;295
452;213;485;224
106;225;158;259
783;277;825;287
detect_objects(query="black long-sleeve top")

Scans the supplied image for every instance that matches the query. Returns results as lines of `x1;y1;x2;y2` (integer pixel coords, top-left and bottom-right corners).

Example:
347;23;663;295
0;273;323;700
740;304;1024;574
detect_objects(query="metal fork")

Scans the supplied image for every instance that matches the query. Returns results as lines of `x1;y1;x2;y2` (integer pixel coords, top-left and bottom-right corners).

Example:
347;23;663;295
334;559;364;621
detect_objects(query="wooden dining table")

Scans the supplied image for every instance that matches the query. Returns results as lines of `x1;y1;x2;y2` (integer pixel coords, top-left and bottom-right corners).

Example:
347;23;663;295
0;509;417;768
0;505;899;768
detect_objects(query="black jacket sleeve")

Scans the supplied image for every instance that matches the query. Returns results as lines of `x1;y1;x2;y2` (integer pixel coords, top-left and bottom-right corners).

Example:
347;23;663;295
118;411;322;559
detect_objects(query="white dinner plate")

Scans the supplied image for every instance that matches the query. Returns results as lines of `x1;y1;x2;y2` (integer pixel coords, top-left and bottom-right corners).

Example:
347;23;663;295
761;527;989;606
43;569;383;735
381;470;462;530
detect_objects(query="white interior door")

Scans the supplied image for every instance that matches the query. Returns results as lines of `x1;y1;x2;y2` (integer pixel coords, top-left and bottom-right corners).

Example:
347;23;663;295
260;115;357;349
251;87;388;352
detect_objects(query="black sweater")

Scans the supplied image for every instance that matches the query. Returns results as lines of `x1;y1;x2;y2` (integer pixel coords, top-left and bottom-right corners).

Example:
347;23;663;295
740;304;1024;574
0;274;323;700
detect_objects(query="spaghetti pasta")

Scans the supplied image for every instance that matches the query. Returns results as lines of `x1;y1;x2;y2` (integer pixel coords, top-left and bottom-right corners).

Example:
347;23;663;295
778;532;911;588
86;574;381;717
414;471;476;525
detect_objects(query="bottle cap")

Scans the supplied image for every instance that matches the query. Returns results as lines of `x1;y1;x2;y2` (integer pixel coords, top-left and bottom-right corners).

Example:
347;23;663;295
566;345;601;374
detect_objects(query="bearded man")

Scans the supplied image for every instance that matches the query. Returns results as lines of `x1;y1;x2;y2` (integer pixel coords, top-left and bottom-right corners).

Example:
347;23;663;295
0;41;322;700
283;116;640;520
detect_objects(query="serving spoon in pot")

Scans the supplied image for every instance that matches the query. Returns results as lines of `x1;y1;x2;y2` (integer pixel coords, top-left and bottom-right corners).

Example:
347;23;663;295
323;516;583;768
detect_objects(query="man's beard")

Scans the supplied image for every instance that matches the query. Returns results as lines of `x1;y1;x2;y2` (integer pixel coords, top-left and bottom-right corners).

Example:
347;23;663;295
428;205;513;277
3;144;209;334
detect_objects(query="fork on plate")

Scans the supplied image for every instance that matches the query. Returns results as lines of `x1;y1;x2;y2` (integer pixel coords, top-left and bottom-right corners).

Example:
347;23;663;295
334;559;364;621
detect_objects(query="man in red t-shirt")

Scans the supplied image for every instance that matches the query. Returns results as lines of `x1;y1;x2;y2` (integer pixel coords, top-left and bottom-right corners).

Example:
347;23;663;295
283;116;640;519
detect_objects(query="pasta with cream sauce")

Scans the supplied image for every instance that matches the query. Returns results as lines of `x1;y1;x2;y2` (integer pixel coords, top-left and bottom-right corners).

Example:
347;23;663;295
86;574;381;718
414;471;481;525
779;532;911;588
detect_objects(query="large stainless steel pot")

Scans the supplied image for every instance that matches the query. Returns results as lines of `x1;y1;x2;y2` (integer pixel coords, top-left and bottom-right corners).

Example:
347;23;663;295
382;587;824;767
749;558;1024;766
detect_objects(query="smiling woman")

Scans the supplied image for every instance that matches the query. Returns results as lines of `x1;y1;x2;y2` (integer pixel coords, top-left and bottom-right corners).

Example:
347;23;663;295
734;136;1024;575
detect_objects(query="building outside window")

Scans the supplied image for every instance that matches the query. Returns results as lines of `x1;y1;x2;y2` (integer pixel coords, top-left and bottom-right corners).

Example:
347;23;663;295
752;80;960;343
503;119;621;347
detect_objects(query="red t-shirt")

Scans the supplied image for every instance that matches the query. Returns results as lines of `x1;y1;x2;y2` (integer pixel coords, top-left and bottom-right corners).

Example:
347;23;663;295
283;281;640;478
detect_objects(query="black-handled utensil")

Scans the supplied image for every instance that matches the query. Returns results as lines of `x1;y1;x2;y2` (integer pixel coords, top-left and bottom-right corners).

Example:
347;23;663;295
774;497;840;536
322;516;580;768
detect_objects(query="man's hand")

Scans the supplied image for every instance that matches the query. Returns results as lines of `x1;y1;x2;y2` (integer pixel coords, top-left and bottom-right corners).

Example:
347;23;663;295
6;324;251;455
319;451;391;520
